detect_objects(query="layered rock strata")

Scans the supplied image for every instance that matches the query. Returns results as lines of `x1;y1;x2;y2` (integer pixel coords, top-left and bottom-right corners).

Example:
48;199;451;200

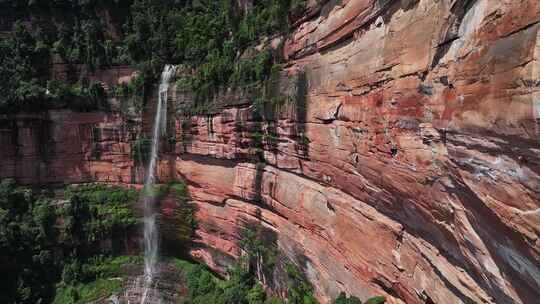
1;1;540;303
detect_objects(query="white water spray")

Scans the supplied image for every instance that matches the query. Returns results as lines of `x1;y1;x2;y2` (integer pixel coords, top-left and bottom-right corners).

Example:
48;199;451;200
140;64;176;304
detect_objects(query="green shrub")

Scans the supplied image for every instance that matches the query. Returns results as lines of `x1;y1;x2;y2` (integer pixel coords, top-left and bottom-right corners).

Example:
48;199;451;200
112;73;147;113
53;255;142;304
61;184;139;247
285;263;318;304
170;222;318;304
365;296;386;304
333;292;362;304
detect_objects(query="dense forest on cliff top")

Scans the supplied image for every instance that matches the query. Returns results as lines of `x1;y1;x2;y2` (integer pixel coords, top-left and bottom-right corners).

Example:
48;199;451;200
0;0;306;113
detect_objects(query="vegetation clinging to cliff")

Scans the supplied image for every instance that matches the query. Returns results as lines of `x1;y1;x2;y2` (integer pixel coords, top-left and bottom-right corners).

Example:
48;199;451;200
173;223;318;304
0;180;138;304
175;223;385;304
53;255;143;304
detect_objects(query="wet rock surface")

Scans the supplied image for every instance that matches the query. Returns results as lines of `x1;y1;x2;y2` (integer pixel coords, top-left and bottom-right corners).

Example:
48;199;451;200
92;263;187;304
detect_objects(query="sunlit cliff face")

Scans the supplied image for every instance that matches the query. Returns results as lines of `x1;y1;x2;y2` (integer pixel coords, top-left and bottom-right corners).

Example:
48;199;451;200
1;1;539;304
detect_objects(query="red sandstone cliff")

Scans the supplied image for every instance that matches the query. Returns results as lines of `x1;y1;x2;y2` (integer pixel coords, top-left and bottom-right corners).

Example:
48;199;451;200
1;1;540;303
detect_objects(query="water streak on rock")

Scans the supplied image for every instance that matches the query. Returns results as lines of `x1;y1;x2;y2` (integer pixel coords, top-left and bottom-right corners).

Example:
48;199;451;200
140;64;176;304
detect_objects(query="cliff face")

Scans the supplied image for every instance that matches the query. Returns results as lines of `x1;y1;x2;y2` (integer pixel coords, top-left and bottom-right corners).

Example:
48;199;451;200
1;0;540;303
0;66;139;185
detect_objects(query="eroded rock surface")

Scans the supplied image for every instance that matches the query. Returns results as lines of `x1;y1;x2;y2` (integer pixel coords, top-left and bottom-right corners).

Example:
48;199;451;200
1;1;540;303
92;262;187;304
179;1;540;303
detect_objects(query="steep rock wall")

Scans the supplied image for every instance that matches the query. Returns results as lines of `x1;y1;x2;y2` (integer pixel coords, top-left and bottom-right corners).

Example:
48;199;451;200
175;1;540;303
0;67;141;185
0;110;135;184
1;1;539;303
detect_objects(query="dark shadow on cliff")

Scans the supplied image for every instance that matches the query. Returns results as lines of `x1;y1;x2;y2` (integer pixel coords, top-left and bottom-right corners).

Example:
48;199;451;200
160;182;200;260
177;153;239;168
237;219;315;299
443;169;540;303
293;70;310;159
430;0;477;68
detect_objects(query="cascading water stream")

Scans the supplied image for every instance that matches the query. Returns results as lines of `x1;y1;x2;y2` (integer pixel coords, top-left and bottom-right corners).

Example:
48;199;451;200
140;64;177;304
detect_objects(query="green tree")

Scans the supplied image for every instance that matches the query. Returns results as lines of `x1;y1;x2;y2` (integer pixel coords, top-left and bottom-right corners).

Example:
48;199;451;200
334;292;362;304
365;296;386;304
247;283;266;304
0;179;59;303
0;180;139;303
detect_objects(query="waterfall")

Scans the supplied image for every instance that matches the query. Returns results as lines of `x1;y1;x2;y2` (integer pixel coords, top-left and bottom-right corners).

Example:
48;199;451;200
140;64;176;304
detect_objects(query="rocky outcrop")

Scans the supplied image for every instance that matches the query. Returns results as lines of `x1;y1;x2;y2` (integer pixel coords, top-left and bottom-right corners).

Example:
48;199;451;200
93;262;188;304
0;66;140;185
1;0;540;303
174;1;540;303
0;110;134;185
